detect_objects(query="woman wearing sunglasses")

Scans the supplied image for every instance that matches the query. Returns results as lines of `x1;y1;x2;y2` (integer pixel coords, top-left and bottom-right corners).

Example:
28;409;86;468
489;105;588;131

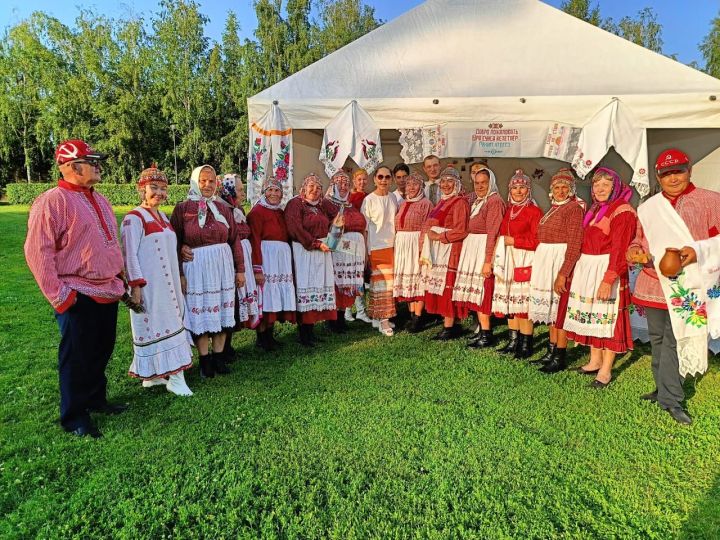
361;166;398;336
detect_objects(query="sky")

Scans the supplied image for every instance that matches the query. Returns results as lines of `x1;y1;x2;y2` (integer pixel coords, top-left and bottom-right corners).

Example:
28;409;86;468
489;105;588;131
1;0;717;67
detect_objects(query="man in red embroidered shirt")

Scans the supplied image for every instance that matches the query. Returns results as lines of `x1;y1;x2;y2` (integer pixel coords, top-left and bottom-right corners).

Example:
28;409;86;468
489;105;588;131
25;139;127;438
627;148;720;426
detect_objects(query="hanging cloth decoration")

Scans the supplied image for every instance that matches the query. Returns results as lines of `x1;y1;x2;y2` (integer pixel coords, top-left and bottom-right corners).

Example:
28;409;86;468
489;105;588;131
571;98;649;198
247;103;293;205
398;124;448;164
319;100;383;177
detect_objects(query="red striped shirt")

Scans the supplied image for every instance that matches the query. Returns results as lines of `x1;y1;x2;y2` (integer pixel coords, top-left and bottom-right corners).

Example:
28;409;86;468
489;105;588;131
24;180;125;313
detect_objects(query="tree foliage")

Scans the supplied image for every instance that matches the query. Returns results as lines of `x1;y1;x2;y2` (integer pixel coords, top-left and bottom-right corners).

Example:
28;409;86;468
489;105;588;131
561;1;663;53
701;11;720;79
0;0;381;185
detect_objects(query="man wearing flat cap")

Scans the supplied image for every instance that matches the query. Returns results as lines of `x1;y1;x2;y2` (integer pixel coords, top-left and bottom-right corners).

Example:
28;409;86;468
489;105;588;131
627;149;720;425
25;139;127;438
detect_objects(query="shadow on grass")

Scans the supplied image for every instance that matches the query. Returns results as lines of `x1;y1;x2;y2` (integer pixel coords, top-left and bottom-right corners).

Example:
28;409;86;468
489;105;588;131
680;473;720;539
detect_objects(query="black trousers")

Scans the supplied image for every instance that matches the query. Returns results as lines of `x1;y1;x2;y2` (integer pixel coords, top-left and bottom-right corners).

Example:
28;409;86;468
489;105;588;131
54;293;118;429
645;306;684;410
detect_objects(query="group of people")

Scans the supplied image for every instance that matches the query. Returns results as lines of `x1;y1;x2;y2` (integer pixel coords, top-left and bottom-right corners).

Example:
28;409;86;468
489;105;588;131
24;140;720;438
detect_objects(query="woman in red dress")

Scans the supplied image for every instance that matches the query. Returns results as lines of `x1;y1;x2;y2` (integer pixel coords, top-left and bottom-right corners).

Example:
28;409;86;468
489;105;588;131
420;167;470;340
324;170;367;333
560;167;636;388
453;166;506;349
285;173;337;346
246;178;297;351
393;171;434;332
491;169;543;359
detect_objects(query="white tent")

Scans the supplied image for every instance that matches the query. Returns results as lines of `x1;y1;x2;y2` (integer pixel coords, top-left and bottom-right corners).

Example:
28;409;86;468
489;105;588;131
247;0;720;202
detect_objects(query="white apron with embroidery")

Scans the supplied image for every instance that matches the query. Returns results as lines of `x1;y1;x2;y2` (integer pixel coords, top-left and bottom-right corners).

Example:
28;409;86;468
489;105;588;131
393;230;423;299
528;242;567;324
693;235;720;341
259;240;296;313
237;238;261;328
331;231;365;297
491;236;534;314
420;227;452;295
183;243;236;335
563;253;620;338
292;242;336;312
638;195;711;377
125;208;193;379
452;233;488;306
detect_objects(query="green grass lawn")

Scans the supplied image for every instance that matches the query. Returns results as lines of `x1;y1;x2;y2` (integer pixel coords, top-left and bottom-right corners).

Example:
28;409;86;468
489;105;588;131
1;204;720;539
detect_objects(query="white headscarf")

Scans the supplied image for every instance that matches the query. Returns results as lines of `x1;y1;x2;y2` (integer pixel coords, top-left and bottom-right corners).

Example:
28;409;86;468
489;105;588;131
188;165;229;228
470;167;499;217
439;167;462;200
257;177;283;210
404;171;426;203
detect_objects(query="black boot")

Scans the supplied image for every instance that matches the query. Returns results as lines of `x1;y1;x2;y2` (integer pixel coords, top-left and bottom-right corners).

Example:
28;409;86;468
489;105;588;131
223;339;237;363
497;329;519;354
298;324;314;347
213;351;231;375
531;342;556;365
468;329;495;349
336;311;348;333
407;314;423;334
199;353;215;379
514;333;534;360
539;347;567;373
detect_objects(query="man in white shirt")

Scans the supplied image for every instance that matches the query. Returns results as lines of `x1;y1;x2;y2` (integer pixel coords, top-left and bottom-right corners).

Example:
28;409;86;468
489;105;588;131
392;163;409;205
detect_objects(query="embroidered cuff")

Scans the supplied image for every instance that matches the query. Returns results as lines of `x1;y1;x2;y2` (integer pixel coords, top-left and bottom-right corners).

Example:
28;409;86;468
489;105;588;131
602;270;618;285
128;278;147;288
54;289;77;314
253;265;263;273
311;239;322;249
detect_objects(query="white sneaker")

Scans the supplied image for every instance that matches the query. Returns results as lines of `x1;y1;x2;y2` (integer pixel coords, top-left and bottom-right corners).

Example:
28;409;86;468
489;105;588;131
166;372;193;396
378;319;394;336
142;378;167;388
344;308;355;322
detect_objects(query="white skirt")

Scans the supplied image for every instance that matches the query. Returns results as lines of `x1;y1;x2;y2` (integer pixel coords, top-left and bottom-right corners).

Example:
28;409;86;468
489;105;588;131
393;230;423;299
292;242;336;312
420;227;452;295
237;238;261;327
563;253;621;338
528;242;567;325
452;233;488;306
183;243;236;335
492;241;534;315
259;240;296;313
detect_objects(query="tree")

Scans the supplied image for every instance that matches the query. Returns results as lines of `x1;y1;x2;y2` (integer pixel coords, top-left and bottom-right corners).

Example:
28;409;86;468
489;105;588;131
603;7;663;53
559;0;601;26
701;12;720;79
316;0;381;57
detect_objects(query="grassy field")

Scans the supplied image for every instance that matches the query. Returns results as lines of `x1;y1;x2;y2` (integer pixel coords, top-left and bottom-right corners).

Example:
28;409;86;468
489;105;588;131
1;203;720;539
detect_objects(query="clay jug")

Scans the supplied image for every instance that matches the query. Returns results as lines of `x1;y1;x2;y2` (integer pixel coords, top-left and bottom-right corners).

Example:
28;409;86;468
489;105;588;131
659;248;682;278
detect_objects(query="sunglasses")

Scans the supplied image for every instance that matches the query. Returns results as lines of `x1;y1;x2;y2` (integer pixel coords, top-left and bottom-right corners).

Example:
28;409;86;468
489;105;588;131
73;159;102;169
376;174;392;180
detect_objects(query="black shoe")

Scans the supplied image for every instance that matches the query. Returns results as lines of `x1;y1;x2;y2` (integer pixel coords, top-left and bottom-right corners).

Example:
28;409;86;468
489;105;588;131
640;390;658;402
335;313;348;333
468;329;495;349
497;330;519;354
407;314;424;334
88;402;128;415
514;333;534;359
539;348;567;374
433;327;460;341
589;378;611;389
531;342;556;365
64;422;102;439
576;366;599;376
199;353;215;379
213;352;231;375
666;407;692;425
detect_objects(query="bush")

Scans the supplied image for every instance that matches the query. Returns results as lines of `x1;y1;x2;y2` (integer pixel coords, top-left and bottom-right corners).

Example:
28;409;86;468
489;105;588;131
6;182;191;205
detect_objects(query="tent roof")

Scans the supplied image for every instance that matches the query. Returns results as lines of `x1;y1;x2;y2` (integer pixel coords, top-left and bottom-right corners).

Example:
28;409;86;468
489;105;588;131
248;0;720;128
